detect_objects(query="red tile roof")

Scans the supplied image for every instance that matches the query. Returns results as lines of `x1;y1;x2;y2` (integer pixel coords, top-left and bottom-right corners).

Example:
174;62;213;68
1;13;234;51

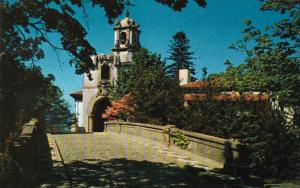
181;79;218;89
184;92;270;102
182;79;269;102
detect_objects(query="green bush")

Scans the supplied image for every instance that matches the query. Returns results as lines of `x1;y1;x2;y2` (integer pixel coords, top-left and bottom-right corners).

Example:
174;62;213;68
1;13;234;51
182;100;300;180
170;130;190;149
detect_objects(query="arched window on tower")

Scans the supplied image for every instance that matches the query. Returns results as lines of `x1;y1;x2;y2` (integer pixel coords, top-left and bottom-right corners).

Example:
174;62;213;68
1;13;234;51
101;64;110;80
120;32;127;45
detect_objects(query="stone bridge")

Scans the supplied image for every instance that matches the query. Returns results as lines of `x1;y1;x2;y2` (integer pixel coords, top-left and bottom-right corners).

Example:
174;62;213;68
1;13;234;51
42;121;246;187
13;119;249;187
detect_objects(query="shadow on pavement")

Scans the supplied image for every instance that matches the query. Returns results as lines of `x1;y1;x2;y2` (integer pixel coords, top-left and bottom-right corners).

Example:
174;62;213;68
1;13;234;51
46;158;243;188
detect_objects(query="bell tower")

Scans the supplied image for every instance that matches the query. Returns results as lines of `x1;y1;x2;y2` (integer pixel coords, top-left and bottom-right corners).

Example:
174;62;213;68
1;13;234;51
112;16;141;65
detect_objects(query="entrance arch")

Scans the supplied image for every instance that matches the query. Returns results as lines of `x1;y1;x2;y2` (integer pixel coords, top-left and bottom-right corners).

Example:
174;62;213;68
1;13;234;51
91;97;110;132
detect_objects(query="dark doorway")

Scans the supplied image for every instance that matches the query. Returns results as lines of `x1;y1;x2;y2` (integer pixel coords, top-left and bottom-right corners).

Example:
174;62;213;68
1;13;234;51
92;98;110;132
101;64;110;80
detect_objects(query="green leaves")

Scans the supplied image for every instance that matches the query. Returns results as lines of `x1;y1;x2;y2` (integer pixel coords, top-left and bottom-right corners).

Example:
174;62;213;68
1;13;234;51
260;0;300;15
112;48;184;126
170;130;190;149
195;1;300;179
0;58;72;141
243;19;252;26
155;0;207;11
219;1;300;108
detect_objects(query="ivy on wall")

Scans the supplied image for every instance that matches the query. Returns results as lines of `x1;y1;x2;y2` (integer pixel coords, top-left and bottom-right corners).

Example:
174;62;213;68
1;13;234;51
170;130;190;149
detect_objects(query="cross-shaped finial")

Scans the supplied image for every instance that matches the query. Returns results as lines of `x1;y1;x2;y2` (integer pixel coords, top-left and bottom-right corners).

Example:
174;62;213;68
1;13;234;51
125;0;134;17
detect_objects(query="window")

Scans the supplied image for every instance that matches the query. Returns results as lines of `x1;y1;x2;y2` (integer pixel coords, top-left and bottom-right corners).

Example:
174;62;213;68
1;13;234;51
101;64;110;80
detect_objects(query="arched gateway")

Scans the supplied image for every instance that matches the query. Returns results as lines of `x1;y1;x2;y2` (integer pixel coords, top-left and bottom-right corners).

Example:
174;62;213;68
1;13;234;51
90;98;110;132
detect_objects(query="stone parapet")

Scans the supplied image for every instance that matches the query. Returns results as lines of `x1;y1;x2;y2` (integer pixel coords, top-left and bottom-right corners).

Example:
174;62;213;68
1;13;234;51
12;118;53;184
104;121;245;168
105;121;167;143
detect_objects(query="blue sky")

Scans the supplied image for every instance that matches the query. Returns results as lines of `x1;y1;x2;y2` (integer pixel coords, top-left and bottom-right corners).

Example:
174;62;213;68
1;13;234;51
35;0;284;112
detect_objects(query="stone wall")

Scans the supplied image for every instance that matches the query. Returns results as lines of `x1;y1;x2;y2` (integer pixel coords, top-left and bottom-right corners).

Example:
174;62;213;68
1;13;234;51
12;118;52;184
104;121;244;168
13;118;39;164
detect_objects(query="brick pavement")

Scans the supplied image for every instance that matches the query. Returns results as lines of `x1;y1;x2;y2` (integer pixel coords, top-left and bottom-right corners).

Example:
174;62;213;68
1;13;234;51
42;133;242;187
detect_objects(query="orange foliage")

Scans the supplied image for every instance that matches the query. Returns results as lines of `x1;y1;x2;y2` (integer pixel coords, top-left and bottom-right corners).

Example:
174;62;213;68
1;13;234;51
102;94;134;120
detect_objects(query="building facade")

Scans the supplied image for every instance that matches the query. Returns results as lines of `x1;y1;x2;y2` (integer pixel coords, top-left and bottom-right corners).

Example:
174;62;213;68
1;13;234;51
70;16;140;132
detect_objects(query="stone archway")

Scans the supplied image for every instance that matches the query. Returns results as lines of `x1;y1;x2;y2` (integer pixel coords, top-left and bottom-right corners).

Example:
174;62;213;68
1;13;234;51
90;97;110;132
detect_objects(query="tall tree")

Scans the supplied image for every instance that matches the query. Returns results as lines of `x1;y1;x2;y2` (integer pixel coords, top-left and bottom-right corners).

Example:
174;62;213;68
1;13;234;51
112;48;185;126
210;0;300;179
219;1;300;108
39;84;73;133
0;59;72;141
166;31;196;80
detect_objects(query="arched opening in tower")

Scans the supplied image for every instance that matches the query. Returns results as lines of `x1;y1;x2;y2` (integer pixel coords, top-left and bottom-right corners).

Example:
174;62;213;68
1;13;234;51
120;32;127;45
91;98;110;132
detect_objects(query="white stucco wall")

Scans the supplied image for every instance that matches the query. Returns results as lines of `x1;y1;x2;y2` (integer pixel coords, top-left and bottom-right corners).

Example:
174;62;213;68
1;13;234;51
83;87;98;132
84;69;100;88
75;101;83;127
113;51;132;64
179;69;191;86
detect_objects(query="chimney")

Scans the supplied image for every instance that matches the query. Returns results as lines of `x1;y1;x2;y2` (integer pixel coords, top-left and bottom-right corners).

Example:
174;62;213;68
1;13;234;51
179;69;191;86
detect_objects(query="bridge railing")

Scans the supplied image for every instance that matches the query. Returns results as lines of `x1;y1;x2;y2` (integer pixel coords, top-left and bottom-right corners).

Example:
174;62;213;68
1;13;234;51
12;118;52;186
13;118;39;182
104;121;246;168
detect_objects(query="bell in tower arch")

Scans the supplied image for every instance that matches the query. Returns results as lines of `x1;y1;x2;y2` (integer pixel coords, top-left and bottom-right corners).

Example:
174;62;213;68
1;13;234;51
113;17;140;51
120;32;127;45
112;16;141;65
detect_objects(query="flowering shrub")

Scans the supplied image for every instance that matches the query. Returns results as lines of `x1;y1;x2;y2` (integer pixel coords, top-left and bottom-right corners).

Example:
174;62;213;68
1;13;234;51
102;94;134;121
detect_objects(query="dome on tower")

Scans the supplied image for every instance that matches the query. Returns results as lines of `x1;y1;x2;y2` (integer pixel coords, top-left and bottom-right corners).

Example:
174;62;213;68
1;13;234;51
120;17;132;27
115;16;139;28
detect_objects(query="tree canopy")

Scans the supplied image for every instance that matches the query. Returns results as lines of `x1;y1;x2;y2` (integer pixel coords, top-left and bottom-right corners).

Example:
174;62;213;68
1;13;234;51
216;0;300;108
192;0;300;179
0;59;72;141
1;0;206;78
112;48;184;126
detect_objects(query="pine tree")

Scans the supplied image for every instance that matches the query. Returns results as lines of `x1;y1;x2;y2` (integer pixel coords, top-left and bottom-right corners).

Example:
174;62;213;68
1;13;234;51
166;32;196;79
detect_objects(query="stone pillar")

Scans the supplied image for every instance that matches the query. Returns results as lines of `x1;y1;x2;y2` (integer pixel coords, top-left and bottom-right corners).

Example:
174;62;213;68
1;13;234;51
179;69;191;86
164;125;176;146
71;123;79;133
88;115;95;132
71;115;79;133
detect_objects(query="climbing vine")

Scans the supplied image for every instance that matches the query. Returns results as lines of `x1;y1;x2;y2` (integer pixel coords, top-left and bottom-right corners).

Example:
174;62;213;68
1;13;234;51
170;130;190;149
